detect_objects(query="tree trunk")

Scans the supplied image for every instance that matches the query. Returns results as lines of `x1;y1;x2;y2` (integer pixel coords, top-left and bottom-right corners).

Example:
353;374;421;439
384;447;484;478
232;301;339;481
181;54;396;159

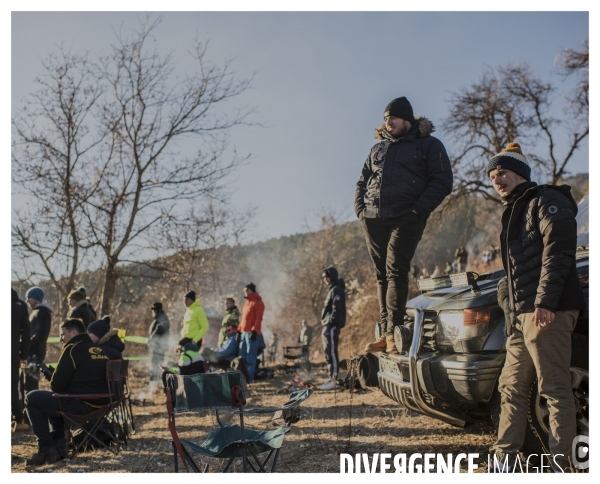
100;259;119;316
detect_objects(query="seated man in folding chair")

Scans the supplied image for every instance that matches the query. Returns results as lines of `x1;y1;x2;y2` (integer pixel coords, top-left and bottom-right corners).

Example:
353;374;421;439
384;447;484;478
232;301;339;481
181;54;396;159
200;322;239;371
24;318;109;466
161;342;207;387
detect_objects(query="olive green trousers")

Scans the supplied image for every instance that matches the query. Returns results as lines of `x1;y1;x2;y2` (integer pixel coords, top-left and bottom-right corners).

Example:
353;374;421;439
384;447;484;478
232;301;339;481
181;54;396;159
492;309;579;467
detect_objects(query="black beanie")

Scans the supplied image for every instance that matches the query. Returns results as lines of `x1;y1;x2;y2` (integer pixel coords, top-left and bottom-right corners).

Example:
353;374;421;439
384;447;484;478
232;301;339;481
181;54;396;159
185;291;196;301
245;283;256;293
384;97;415;123
486;142;531;182
88;318;110;338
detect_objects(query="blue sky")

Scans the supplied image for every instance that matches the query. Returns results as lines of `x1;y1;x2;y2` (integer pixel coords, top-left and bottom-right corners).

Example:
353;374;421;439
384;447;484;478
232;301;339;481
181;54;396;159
11;11;589;246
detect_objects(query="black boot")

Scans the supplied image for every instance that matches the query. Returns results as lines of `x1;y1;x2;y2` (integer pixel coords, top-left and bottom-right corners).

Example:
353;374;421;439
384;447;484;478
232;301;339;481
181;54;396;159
26;446;61;466
54;439;67;459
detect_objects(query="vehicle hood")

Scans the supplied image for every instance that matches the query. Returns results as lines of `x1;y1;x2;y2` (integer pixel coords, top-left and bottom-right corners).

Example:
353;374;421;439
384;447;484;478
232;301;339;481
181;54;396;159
407;270;505;311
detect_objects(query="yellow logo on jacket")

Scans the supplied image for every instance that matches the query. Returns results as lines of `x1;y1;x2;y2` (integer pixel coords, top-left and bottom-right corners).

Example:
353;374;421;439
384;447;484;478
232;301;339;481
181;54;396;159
89;347;108;359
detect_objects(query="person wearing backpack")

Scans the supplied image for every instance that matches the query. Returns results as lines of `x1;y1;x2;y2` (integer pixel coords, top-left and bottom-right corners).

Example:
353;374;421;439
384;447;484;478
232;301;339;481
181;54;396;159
319;267;346;390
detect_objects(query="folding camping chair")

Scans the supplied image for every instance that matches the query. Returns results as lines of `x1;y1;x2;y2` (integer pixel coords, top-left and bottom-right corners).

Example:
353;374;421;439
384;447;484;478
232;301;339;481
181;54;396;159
54;360;122;459
118;359;135;438
164;371;312;473
283;345;310;373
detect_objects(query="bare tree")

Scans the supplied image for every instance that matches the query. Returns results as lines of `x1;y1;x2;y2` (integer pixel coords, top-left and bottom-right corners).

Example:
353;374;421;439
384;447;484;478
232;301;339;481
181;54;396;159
12;50;105;317
85;19;254;315
153;203;252;295
444;42;588;200
556;39;589;118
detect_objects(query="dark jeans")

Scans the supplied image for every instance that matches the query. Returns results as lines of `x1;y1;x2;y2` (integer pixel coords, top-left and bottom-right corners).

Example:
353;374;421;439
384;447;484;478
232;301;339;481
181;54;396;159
25;362;41;393
200;347;232;370
321;325;340;379
25;390;92;451
360;212;426;334
11;358;24;423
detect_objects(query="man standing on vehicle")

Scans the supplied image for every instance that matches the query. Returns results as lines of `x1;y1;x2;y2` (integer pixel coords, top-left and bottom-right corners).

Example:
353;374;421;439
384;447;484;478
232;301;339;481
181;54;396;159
319;267;346;390
357;97;453;355
488;142;586;472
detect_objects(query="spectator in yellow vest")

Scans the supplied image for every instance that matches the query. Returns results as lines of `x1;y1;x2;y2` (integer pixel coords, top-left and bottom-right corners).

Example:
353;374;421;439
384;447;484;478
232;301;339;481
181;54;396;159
178;291;209;351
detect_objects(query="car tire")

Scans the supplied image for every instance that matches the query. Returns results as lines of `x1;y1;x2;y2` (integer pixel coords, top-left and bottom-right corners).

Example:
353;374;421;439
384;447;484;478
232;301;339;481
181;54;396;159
490;334;588;468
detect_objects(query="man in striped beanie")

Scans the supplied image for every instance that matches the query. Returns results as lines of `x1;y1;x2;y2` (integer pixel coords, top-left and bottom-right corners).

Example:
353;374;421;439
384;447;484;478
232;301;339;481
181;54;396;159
487;142;586;472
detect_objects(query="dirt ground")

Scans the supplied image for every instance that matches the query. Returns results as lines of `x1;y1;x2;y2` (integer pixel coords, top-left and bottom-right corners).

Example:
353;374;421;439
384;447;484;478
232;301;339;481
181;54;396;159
11;361;496;473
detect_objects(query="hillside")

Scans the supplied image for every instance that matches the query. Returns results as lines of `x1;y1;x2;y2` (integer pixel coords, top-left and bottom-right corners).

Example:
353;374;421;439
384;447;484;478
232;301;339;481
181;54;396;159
13;173;588;362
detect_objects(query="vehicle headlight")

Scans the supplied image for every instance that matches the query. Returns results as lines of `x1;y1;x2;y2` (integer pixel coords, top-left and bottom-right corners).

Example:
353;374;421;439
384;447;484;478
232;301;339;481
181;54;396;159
436;307;491;346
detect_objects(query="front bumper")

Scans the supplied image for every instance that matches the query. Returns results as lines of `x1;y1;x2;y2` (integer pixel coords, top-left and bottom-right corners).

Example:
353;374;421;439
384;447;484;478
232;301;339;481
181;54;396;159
377;308;504;426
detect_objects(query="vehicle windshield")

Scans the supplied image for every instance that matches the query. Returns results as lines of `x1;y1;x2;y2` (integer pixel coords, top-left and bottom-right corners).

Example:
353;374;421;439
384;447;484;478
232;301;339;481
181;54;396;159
576;195;588;247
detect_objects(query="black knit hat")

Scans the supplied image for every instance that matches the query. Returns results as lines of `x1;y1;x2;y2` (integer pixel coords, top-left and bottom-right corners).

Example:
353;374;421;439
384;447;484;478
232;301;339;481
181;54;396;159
244;283;256;293
150;302;163;311
384;97;415;123
184;291;196;301
486;142;531;182
88;318;110;338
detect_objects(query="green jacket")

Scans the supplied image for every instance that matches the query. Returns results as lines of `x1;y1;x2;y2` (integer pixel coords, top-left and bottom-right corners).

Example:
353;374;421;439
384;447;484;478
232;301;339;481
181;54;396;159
167;349;204;374
218;306;241;346
180;300;209;344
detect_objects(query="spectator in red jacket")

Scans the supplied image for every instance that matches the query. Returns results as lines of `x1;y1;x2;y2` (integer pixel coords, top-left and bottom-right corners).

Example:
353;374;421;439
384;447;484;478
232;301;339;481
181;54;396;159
237;283;265;382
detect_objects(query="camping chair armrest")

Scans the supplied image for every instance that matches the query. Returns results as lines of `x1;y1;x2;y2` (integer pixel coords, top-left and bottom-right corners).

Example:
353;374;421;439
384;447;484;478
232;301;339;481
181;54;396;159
232;407;280;415
52;393;114;399
233;388;313;415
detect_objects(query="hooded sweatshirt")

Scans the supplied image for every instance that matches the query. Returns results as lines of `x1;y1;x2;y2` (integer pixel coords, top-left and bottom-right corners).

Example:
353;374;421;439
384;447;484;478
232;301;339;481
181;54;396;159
320;267;346;327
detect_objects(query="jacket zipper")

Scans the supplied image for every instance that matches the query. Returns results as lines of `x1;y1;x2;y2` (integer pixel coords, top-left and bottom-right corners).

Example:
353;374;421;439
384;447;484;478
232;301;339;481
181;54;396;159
505;187;536;314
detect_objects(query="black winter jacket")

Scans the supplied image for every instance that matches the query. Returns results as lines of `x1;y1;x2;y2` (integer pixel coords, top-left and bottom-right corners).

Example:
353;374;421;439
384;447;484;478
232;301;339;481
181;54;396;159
68;302;96;329
28;303;52;362
50;333;109;403
321;278;346;328
98;329;125;360
148;310;170;352
500;182;586;315
355;117;453;220
11;289;30;361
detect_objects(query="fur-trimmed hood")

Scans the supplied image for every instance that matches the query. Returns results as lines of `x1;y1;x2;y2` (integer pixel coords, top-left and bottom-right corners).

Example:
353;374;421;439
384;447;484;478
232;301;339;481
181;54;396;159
98;328;125;359
98;329;120;347
375;116;434;140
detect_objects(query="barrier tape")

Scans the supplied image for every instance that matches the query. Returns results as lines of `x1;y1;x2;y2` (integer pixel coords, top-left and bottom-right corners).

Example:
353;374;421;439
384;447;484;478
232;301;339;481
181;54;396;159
45;335;149;344
44;331;170;365
46;334;149;344
45;355;153;366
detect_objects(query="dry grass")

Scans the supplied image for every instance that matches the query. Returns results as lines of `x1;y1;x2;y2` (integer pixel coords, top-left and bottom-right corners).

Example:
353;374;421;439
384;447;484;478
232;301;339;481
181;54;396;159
11;362;496;473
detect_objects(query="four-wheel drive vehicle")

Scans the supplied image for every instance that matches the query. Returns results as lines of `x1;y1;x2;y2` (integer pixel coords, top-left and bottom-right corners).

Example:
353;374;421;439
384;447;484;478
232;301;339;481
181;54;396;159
376;196;589;458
